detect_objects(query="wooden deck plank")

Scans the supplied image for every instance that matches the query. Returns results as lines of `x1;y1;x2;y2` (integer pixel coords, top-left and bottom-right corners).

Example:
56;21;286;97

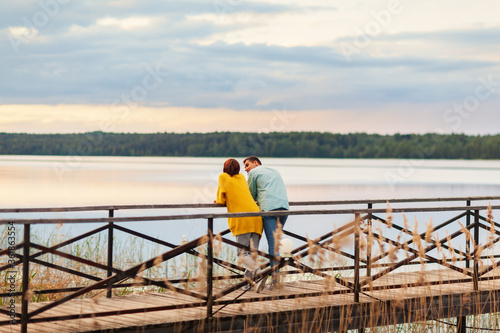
64;299;163;325
70;295;206;329
92;299;190;324
34;309;157;333
12;320;85;333
28;297;153;332
0;325;19;333
96;293;208;322
2;267;500;333
117;290;202;304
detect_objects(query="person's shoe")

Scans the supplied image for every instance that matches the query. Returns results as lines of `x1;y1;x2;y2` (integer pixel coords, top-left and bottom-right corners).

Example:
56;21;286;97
256;277;267;293
242;283;252;291
252;268;268;293
243;269;253;279
267;281;282;290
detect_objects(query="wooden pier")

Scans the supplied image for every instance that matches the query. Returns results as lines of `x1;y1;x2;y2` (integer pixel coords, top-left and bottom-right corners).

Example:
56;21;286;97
1;196;500;332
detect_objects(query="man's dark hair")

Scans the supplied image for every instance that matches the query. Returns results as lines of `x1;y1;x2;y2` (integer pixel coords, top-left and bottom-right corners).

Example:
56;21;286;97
223;158;240;176
243;156;262;165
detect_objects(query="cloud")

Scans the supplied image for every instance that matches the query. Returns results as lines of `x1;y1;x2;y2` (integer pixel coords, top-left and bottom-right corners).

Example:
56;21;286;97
1;1;499;135
2;101;499;135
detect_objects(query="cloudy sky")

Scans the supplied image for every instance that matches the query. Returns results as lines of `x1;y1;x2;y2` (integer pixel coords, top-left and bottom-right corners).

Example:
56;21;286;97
1;0;499;135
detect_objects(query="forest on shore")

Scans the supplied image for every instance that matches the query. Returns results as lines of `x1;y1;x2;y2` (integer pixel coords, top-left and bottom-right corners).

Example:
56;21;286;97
0;131;498;159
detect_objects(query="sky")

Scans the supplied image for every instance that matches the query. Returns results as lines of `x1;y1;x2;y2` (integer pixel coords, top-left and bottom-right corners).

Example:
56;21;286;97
1;0;499;135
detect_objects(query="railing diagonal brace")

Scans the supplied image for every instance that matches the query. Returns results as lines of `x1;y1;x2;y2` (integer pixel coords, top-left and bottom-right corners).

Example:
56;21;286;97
30;243;114;273
26;236;209;319
0;225;108;272
12;253;102;282
221;237;278;265
361;226;471;288
213;259;286;300
287;259;356;291
370;211;468;263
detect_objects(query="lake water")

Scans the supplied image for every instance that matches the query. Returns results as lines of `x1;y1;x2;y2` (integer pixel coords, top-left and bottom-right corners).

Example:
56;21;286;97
1;155;499;252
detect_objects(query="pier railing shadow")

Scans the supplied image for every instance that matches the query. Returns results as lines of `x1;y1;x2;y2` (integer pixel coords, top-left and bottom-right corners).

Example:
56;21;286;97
1;196;500;332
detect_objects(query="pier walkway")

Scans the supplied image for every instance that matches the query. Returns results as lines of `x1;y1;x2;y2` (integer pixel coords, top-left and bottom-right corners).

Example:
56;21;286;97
1;196;500;332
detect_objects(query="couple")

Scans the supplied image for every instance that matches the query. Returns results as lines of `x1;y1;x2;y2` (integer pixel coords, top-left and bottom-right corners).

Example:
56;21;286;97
216;156;289;290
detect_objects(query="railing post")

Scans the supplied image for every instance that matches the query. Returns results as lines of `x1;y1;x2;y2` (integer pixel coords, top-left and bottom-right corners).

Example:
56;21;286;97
107;209;114;298
207;217;214;318
457;315;467;333
458;201;470;333
21;224;30;333
473;210;480;291
465;200;471;270
354;213;361;303
354;213;364;333
366;203;372;278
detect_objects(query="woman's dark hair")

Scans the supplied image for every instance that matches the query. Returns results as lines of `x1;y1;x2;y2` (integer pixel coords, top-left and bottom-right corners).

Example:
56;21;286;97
223;159;240;176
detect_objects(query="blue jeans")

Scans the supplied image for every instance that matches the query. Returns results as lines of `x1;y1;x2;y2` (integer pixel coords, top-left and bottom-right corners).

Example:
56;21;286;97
262;208;288;269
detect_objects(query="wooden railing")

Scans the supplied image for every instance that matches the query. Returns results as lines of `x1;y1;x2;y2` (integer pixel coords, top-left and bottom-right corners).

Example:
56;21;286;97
1;196;500;332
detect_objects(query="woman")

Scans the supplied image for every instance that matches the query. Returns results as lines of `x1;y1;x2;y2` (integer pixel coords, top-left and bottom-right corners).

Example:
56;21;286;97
216;158;263;287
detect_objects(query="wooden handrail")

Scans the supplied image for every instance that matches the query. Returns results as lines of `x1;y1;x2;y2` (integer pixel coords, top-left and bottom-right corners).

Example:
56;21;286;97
3;204;499;225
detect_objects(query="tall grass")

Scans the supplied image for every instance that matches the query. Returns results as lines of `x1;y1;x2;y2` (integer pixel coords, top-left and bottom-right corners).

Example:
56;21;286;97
0;225;241;304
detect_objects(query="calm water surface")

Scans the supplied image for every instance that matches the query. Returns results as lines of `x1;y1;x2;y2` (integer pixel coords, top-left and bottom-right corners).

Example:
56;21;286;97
1;155;499;248
2;155;499;206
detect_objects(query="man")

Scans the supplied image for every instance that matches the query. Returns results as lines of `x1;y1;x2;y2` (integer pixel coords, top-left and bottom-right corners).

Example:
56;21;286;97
243;156;289;285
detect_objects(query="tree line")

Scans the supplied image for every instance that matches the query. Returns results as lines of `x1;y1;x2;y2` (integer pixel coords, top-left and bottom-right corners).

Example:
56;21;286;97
0;132;498;159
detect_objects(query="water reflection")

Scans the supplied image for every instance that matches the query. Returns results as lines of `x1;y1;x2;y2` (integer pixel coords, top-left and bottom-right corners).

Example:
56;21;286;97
2;155;499;208
1;155;499;252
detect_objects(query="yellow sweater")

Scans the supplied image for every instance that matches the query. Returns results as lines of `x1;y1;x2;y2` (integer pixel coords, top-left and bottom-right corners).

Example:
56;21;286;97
216;173;263;236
